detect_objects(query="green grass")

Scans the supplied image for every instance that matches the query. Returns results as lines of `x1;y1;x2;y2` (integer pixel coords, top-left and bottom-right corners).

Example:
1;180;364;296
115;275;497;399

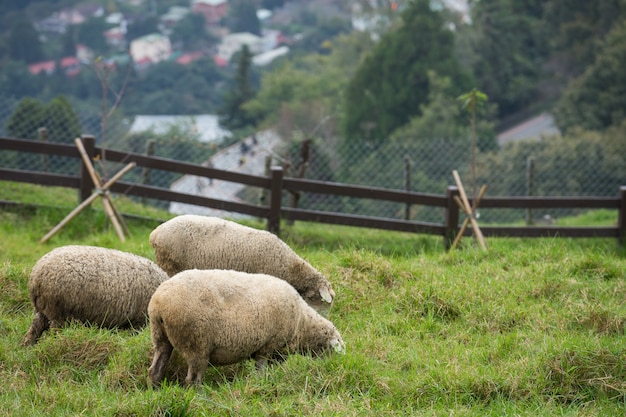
1;181;626;416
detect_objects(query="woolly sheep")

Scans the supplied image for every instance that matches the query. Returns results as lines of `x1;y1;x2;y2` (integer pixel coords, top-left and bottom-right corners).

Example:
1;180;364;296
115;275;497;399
22;245;169;346
149;215;335;312
147;268;346;386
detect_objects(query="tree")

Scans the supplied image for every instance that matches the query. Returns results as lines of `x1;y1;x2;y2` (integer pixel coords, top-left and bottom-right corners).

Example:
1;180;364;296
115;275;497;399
8;14;44;63
555;20;626;133
5;97;46;140
171;13;215;51
0;61;44;98
219;45;257;130
542;0;625;79
342;0;472;145
126;15;159;41
226;0;261;36
45;96;82;145
462;0;549;119
77;17;110;53
244;31;373;142
61;25;78;57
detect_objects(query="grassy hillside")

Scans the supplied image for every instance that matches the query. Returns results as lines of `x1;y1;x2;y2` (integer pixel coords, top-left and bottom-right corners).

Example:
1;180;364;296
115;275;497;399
1;182;626;416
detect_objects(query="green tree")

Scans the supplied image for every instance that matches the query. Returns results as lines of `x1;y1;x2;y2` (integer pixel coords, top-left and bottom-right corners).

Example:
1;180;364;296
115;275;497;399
219;45;257;129
8;14;44;63
126;15;160;41
226;0;261;35
45;96;82;145
555;20;626;132
244;30;374;158
5;97;46;140
543;0;625;79
463;0;548;119
171;13;215;51
61;25;78;57
77;17;110;53
342;0;471;145
0;61;44;98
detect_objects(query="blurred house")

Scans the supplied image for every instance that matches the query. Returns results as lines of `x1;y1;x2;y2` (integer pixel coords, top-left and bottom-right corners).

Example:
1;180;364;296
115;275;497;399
129;33;172;66
217;32;263;62
191;0;228;26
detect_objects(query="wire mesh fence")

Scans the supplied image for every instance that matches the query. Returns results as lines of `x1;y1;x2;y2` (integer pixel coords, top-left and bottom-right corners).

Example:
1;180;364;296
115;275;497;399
1;96;624;225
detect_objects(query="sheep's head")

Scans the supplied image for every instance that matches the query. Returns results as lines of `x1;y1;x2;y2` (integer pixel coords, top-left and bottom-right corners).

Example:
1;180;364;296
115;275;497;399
303;284;335;315
330;336;346;354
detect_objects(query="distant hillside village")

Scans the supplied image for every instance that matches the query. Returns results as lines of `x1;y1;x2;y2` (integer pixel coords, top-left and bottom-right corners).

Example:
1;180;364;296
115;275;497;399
28;0;291;77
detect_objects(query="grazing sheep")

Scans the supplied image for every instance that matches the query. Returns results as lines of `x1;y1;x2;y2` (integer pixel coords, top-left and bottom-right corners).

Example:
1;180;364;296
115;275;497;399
22;245;169;346
147;269;346;386
149;215;335;312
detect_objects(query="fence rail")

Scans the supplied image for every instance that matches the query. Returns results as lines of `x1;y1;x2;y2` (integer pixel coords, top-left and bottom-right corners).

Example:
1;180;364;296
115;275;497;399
1;135;624;247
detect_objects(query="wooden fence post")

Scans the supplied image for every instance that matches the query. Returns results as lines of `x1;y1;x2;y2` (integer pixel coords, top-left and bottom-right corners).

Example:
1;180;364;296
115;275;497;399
526;156;535;225
444;186;460;250
142;139;155;205
268;166;284;235
78;135;96;202
38;127;48;172
404;155;411;220
617;185;626;245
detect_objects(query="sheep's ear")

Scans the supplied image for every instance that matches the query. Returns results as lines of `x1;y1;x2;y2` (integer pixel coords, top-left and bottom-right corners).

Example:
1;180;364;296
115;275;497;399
319;286;333;304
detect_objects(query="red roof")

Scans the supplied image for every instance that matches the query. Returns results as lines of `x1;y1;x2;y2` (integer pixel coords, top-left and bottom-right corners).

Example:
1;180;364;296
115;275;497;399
60;56;79;67
213;55;228;67
28;61;56;75
176;51;204;65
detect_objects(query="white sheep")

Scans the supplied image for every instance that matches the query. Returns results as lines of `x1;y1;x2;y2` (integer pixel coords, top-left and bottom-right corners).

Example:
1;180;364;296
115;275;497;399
22;245;169;346
147;269;346;386
149;215;335;312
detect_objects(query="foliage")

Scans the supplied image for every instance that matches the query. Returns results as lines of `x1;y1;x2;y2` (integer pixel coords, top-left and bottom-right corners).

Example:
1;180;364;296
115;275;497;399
5;96;82;173
7;13;44;63
245;31;373;138
543;0;625;79
219;45;257;130
462;0;549;118
342;0;472;144
555;20;626;133
124;58;227;115
1;182;626;415
75;17;111;53
170;12;216;51
225;0;261;36
475;122;626;222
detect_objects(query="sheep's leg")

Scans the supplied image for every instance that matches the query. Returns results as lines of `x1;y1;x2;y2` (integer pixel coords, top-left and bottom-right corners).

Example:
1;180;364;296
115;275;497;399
254;356;269;370
148;341;173;387
148;319;174;387
184;356;208;386
22;312;50;346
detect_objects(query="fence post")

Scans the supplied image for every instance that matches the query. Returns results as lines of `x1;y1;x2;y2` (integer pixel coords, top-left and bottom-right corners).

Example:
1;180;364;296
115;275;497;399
444;186;460;249
258;155;272;222
141;139;155;205
78;135;96;202
617;185;626;245
404;155;411;220
38;127;48;172
268;166;283;235
526;156;535;225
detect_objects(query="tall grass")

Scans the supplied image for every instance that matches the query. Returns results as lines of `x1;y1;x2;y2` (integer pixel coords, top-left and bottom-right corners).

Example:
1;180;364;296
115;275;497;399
1;182;625;416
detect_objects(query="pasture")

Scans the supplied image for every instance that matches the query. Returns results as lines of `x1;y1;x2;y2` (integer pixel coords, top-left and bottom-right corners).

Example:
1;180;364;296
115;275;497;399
1;183;625;416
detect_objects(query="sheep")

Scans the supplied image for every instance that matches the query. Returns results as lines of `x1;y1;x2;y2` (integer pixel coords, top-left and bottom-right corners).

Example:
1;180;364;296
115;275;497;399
147;268;346;386
149;215;335;313
22;245;169;346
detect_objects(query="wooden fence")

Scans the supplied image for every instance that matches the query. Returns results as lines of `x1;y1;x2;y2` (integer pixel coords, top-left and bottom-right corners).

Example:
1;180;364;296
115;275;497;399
1;135;624;247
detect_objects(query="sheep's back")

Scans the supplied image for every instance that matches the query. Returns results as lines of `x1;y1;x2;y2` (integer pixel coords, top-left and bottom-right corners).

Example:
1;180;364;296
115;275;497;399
150;215;298;277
